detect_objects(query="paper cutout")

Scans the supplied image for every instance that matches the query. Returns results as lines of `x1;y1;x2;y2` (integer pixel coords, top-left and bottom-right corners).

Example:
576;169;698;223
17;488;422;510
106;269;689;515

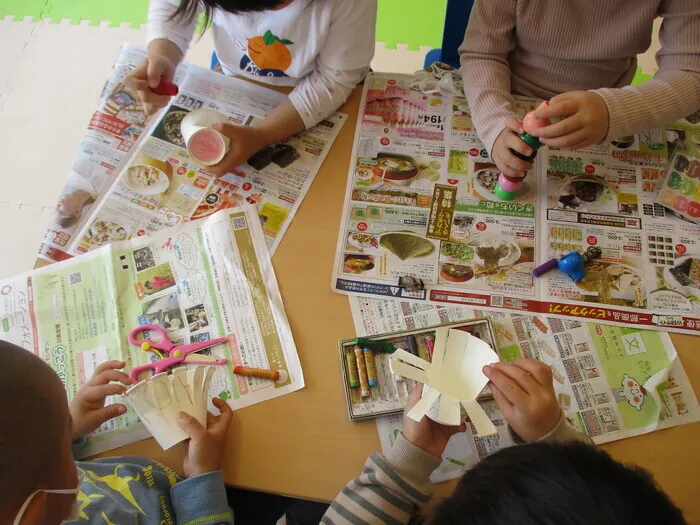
390;328;499;436
125;365;216;450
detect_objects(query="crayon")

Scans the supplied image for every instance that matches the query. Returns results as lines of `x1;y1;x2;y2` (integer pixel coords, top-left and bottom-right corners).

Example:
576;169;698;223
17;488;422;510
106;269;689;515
354;346;371;397
407;335;419;356
364;348;378;387
234;366;283;382
416;336;430;361
345;351;360;388
355;338;395;353
425;333;435;361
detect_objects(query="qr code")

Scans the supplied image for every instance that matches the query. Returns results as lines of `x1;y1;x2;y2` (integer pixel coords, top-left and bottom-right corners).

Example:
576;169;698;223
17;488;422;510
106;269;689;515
69;271;83;285
231;216;248;231
490;294;504;307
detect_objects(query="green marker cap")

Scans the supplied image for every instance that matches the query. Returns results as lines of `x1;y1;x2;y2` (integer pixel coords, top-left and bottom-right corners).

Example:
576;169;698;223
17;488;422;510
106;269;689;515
494;184;517;201
517;132;543;150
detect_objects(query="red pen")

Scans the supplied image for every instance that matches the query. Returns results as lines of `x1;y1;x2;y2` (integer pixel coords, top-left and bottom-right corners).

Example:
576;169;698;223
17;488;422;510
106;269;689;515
150;78;179;97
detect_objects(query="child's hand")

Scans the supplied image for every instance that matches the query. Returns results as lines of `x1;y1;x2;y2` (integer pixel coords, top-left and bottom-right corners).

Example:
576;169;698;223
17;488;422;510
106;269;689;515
69;360;133;440
178;397;233;478
530;91;609;149
205;123;270;177
125;55;178;115
483;360;561;442
491;117;535;179
402;385;466;458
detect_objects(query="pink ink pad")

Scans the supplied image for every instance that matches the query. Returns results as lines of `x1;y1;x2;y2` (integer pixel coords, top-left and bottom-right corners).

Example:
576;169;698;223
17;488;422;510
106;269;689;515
188;129;227;166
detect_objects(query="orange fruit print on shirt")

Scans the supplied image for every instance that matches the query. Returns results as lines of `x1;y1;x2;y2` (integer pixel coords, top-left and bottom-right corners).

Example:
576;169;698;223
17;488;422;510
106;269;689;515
247;30;294;72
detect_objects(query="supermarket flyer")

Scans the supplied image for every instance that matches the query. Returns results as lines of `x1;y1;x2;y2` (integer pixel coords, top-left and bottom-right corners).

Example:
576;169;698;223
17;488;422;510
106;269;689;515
332;70;700;335
39;44;345;263
352;296;700;483
1;206;303;457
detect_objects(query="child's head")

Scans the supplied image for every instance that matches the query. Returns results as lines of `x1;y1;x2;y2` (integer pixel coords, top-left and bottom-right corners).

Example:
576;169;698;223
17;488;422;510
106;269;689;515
0;341;82;525
431;441;686;525
174;0;295;23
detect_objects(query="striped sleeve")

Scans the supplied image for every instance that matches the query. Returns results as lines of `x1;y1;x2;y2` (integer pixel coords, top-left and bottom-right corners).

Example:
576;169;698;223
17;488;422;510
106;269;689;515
322;434;441;525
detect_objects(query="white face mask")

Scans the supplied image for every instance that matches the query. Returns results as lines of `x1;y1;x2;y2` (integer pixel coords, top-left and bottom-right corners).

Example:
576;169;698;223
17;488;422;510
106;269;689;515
13;467;85;525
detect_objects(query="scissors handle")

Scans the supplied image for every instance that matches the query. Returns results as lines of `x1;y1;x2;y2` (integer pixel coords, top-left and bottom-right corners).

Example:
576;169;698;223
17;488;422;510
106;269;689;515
128;325;173;352
129;359;176;382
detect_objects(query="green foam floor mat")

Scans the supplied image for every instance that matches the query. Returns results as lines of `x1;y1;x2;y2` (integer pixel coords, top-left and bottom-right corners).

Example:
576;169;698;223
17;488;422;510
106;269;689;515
0;0;50;21
0;0;447;50
376;0;447;50
45;0;148;27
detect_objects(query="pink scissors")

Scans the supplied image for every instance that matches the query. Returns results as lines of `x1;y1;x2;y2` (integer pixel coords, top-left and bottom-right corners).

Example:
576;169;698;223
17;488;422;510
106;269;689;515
129;325;229;382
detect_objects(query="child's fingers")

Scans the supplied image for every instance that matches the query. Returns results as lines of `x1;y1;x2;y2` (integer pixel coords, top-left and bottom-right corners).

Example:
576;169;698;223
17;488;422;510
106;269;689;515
506;132;535;160
540;127;590;148
213;398;233;429
405;384;424;411
178;412;207;440
90;369;133;386
509;359;553;389
95;404;128;423
86;383;127;400
535;94;577;119
124;76;149;92
92;360;127;378
490;362;541;395
488;383;515;419
504;116;525;133
529;114;583;138
483;365;528;406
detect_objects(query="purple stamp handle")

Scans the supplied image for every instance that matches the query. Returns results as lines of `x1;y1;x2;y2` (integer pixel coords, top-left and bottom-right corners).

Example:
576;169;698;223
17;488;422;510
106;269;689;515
533;258;559;277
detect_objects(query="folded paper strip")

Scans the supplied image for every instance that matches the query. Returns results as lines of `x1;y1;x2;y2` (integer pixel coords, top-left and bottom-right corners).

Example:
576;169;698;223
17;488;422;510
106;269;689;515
124;365;216;449
389;328;499;436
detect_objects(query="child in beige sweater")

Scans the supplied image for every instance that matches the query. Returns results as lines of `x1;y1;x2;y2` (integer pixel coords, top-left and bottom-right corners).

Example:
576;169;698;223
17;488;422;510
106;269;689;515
459;0;700;178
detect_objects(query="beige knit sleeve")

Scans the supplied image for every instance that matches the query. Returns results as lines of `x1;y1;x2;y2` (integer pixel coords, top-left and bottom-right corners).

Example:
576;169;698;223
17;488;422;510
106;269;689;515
594;0;700;140
459;0;520;158
537;412;594;446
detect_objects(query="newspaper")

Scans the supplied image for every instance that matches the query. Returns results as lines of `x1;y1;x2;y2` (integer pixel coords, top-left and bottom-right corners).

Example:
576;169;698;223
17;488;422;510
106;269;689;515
1;206;303;457
332;70;700;335
39;44;345;263
351;296;700;483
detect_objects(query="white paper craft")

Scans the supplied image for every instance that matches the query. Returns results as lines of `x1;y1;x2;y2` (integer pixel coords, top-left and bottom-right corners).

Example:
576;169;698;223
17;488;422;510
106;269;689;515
124;365;217;450
390;328;499;437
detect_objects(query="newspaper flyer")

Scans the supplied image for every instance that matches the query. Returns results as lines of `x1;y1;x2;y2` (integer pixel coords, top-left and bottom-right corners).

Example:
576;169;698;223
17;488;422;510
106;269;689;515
351;296;700;483
332;70;700;335
1;206;303;457
39;44;345;263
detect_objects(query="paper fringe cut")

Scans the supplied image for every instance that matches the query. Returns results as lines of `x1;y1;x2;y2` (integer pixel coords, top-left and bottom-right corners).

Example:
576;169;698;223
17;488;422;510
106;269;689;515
390;328;499;437
124;365;216;450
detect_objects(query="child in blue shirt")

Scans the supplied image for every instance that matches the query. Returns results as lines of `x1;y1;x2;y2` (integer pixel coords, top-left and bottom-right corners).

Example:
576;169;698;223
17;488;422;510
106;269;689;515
1;341;233;525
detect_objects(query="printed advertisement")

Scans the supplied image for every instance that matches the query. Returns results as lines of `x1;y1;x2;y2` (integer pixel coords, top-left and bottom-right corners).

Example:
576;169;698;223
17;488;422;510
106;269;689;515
39;44;345;263
1;207;303;457
353;296;700;483
333;71;700;335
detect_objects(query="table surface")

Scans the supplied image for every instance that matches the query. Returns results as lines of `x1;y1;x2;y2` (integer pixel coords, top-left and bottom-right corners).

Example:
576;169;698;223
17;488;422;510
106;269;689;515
53;87;700;520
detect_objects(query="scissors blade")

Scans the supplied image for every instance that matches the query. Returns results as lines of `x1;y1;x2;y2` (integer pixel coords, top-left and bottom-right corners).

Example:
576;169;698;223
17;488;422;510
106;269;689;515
178;337;228;355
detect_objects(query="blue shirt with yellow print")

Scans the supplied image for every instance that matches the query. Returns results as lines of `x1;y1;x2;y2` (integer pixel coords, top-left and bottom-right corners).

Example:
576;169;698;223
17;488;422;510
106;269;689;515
73;450;233;524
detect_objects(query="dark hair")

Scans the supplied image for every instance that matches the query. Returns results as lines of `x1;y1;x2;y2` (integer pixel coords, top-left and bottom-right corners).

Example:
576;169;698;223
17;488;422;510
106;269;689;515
0;341;68;515
430;441;686;525
172;0;289;25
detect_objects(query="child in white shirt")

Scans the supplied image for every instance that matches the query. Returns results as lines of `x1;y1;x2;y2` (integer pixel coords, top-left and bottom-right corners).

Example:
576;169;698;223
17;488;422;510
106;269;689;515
127;0;377;175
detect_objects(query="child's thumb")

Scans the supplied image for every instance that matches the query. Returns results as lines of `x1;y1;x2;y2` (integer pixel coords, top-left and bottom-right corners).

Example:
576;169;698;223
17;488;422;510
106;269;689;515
147;61;168;89
178;412;206;440
211;122;232;135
